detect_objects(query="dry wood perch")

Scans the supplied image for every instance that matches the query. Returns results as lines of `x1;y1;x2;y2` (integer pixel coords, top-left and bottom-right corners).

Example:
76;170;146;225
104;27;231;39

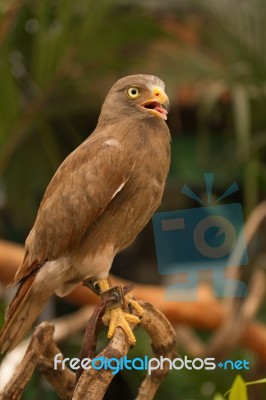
0;301;176;400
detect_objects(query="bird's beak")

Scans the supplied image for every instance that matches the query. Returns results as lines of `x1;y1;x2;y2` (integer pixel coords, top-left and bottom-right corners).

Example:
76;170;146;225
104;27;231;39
139;87;170;120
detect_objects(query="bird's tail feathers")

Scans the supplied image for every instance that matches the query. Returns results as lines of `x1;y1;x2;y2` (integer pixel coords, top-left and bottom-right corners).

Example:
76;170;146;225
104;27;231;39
0;271;53;354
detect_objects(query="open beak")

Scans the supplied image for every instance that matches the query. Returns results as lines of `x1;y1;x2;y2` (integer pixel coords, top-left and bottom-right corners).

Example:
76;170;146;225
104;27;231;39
139;87;169;120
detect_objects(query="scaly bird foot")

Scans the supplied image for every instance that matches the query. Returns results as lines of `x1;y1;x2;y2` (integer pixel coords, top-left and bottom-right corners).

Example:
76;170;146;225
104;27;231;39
85;278;144;346
102;306;140;345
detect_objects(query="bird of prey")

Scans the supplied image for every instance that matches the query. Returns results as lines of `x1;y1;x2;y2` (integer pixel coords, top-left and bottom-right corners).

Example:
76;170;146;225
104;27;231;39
0;74;171;353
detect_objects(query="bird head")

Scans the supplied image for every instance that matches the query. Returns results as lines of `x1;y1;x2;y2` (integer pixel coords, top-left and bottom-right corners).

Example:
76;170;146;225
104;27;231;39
99;74;170;123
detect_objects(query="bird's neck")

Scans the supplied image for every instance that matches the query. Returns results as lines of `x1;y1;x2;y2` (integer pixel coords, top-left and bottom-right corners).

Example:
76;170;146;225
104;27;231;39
97;114;170;142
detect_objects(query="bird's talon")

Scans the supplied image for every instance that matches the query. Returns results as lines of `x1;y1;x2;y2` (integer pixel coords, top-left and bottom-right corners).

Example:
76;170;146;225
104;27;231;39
96;281;143;345
128;302;133;314
103;306;137;346
125;297;144;318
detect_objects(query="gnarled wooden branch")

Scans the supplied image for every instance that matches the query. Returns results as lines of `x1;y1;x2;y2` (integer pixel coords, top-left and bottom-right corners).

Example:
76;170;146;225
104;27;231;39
136;302;177;400
0;322;75;400
0;301;176;400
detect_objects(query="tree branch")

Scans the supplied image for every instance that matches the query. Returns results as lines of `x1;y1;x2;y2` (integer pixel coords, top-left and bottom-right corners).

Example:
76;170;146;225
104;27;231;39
0;302;177;399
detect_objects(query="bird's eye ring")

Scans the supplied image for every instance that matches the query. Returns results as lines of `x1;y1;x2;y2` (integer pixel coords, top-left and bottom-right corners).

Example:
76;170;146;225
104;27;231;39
127;87;140;99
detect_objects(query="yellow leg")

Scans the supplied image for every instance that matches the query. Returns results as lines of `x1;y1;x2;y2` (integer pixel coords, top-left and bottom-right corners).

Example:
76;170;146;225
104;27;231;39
97;279;143;345
97;279;109;293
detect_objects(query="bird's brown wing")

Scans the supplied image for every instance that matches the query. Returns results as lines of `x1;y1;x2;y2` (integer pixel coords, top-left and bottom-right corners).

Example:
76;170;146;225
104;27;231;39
14;135;133;284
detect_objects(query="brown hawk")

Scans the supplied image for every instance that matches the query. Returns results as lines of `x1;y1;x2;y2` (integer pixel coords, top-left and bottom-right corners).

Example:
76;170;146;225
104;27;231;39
0;74;171;352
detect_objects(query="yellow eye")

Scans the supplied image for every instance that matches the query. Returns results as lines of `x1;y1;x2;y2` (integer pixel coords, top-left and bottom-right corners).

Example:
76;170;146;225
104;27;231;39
127;87;140;99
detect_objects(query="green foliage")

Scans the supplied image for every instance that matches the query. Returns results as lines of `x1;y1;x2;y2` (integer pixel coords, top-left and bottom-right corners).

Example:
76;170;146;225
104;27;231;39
227;375;248;400
164;0;266;214
223;374;266;400
214;395;225;400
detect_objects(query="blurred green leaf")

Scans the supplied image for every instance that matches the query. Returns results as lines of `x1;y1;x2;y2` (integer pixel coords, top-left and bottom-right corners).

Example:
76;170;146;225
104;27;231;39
226;375;248;400
214;394;225;400
246;377;266;387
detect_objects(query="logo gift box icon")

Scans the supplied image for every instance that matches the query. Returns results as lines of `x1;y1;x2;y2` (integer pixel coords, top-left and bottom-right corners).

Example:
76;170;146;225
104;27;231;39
152;173;249;301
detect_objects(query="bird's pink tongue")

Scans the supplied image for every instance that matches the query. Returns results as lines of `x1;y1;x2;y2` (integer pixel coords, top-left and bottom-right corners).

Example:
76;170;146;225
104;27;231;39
155;105;168;119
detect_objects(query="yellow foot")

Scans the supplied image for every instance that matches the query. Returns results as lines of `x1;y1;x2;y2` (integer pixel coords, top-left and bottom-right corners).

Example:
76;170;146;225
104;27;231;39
102;306;140;345
95;278;144;346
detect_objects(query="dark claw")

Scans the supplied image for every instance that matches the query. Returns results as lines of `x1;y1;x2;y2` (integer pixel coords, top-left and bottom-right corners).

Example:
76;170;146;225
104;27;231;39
128;302;133;314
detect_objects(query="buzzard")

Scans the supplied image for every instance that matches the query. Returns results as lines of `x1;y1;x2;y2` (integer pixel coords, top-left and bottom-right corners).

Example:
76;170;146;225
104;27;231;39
0;74;171;352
